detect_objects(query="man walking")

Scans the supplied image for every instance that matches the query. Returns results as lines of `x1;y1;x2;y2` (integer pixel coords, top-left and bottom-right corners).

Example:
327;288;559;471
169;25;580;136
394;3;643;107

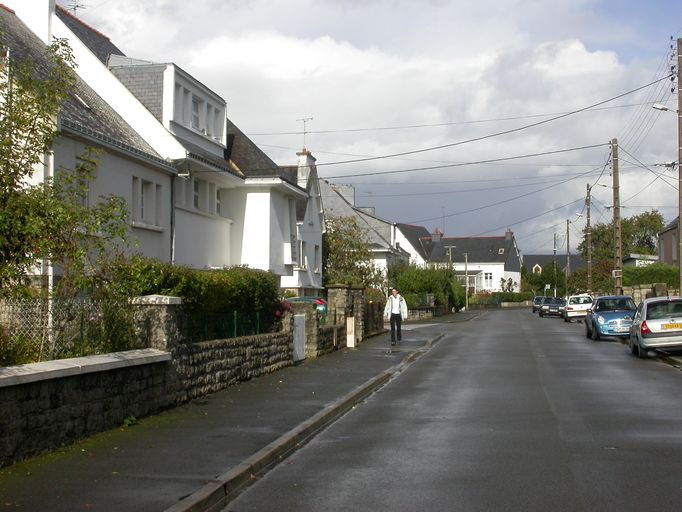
384;287;408;345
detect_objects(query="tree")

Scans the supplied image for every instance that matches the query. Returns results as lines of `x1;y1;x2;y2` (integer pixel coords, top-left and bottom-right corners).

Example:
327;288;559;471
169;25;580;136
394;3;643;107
523;260;566;297
0;38;129;297
0;37;76;292
322;216;383;289
388;262;463;309
577;210;664;264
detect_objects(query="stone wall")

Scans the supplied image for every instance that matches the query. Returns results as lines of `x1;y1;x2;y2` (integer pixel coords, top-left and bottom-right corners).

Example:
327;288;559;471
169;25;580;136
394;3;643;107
0;288;376;468
172;330;293;402
0;350;173;468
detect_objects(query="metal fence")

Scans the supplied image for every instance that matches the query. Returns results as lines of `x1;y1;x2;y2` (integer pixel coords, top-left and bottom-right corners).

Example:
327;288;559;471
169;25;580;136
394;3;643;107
176;309;279;343
0;298;145;367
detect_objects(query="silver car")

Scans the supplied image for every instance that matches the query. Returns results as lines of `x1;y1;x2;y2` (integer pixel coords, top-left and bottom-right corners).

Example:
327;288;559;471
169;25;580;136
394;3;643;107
629;296;682;358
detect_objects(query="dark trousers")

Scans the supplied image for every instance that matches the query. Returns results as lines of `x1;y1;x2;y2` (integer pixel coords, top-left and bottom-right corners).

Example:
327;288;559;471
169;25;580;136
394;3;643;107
390;313;402;342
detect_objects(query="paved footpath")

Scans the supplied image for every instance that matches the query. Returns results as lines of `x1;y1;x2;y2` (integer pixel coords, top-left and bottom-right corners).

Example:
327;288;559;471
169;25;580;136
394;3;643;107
0;312;479;512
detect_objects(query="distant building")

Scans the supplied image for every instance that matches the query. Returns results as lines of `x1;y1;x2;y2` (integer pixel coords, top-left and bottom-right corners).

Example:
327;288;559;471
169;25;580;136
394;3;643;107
658;217;678;266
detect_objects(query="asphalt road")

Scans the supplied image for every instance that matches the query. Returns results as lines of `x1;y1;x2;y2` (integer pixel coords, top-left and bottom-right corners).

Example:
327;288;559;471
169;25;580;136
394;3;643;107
225;309;682;512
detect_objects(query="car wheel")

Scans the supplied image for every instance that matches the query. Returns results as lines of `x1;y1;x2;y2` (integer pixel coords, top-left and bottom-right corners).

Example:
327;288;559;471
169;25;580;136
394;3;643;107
585;321;592;338
563;315;569;322
637;341;648;359
629;336;638;356
591;325;600;341
539;312;544;317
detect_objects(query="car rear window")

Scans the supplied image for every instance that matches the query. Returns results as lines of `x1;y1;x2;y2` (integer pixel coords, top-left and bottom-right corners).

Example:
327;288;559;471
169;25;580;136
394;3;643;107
570;296;592;305
594;298;636;312
646;300;682;320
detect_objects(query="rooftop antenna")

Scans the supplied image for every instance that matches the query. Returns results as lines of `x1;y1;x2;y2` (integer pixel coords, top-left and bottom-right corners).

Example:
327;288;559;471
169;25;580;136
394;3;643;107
296;116;313;150
66;1;88;15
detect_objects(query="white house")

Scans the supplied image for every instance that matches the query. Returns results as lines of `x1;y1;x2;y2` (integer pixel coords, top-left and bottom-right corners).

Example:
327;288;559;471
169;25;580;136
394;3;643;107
2;2;177;267
425;229;523;293
395;223;431;267
9;0;307;279
280;150;325;296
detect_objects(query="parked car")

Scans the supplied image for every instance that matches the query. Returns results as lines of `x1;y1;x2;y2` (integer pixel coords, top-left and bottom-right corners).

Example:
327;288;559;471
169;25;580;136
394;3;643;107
285;296;328;314
584;295;637;340
562;293;593;322
538;296;565;317
629;296;682;358
532;296;544;313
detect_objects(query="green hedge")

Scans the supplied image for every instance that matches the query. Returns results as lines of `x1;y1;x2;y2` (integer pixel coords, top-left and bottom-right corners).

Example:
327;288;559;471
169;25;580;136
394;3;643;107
106;256;282;329
623;263;678;288
470;291;534;305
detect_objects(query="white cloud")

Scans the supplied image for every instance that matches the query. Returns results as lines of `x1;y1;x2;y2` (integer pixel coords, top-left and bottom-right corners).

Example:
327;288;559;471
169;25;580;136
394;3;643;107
66;0;682;253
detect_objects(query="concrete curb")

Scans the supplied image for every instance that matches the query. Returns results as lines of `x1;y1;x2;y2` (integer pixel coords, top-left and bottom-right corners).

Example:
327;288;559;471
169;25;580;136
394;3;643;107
164;335;442;512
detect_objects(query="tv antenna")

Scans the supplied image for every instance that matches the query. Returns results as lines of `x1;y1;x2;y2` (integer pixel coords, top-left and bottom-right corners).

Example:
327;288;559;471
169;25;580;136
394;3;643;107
296;116;313;150
66;1;88;15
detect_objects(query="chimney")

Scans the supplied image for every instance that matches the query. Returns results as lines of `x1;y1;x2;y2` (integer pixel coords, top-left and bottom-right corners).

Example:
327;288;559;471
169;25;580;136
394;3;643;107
5;0;55;45
505;228;513;241
296;148;316;188
432;228;443;243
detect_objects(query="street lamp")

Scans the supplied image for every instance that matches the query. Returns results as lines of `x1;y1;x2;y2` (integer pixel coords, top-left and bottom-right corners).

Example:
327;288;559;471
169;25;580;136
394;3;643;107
652;39;682;293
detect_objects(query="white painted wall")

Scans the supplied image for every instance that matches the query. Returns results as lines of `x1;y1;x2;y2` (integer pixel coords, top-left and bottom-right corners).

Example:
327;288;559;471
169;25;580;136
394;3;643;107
52;136;172;262
174;208;231;268
241;191;271;270
395;229;427;267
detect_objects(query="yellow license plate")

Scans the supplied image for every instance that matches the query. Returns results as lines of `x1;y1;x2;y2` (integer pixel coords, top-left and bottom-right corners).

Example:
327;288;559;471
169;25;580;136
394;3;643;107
662;323;682;330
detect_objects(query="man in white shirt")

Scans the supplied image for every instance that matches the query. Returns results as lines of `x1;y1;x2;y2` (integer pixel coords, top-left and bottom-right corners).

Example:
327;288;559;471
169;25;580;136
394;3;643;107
383;287;408;345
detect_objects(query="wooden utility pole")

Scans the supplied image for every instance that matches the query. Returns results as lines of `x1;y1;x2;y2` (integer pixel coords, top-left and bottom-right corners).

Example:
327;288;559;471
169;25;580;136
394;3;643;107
586;183;592;292
677;38;682;293
612;138;623;295
566;218;570;292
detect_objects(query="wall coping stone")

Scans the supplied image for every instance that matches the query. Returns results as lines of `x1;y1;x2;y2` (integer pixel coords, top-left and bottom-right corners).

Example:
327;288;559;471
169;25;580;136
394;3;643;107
132;294;183;305
0;349;171;388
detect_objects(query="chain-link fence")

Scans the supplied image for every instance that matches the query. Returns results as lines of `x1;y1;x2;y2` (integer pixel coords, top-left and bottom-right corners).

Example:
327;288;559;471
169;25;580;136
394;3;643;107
0;298;147;367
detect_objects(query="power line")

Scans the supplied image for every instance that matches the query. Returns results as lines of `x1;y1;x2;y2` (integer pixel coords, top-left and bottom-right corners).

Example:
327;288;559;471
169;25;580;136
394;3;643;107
312;74;673;168
406;161;603;225
323;143;609;179
248;101;663;137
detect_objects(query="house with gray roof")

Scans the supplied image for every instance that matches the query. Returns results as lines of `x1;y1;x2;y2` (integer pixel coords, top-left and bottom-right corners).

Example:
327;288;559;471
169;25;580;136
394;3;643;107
424;229;523;293
320;181;409;285
1;3;176;267
8;0;308;279
522;254;586;275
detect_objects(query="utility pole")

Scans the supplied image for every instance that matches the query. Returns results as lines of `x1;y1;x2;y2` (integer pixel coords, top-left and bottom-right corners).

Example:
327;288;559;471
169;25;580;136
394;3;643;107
586;183;592;293
612;138;623;295
566;218;570;293
677;38;682;293
464;252;469;311
553;232;557;297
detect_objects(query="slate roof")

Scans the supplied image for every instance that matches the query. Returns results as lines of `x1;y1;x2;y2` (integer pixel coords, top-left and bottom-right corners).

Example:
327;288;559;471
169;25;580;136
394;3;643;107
660;216;678;234
0;4;163;164
225;118;294;182
320;179;398;252
428;236;517;266
523;254;586;273
395;223;431;261
55;5;125;65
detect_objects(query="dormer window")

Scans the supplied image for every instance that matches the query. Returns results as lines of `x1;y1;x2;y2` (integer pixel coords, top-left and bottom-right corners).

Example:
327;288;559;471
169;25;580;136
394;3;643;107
498;248;505;255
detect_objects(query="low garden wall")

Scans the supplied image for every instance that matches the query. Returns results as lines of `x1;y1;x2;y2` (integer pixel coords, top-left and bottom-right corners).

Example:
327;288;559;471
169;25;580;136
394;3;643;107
0;289;381;468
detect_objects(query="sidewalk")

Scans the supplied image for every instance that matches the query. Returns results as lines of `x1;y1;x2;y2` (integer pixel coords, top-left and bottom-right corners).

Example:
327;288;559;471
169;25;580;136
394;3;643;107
0;311;478;512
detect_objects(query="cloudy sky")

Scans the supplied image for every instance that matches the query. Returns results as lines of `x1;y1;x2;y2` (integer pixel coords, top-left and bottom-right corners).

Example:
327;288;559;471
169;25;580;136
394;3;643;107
60;0;682;255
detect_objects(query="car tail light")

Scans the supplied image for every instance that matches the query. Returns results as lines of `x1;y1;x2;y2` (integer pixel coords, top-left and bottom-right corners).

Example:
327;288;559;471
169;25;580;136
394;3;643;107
640;321;651;335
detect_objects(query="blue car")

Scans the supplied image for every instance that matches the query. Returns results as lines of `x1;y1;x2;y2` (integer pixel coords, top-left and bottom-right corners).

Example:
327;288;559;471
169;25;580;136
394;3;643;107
585;295;637;340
